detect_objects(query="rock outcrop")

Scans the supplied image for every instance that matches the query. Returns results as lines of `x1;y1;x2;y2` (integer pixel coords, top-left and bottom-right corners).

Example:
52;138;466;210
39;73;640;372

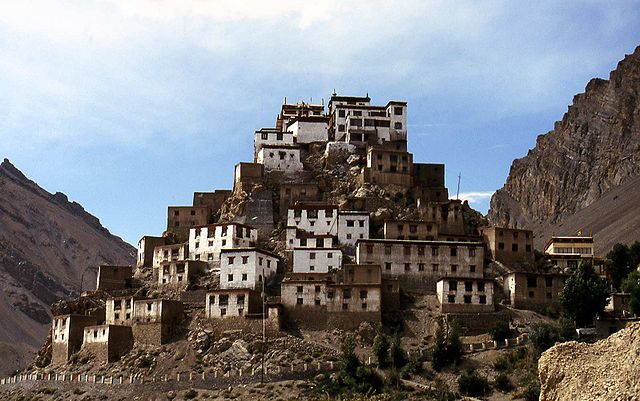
538;322;640;400
488;46;640;253
0;159;135;374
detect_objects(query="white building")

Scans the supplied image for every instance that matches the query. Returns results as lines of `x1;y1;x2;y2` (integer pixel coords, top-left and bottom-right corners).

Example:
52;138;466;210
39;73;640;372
287;116;329;144
219;248;280;290
292;248;342;273
285;228;337;249
436;277;495;313
152;243;189;269
188;223;257;269
287;204;338;236
328;94;407;144
205;288;262;318
257;145;304;173
254;128;294;161
156;260;207;286
338;211;370;247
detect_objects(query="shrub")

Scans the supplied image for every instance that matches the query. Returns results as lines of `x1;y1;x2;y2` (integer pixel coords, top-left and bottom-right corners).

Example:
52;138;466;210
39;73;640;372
490;321;511;342
494;373;513;392
431;319;462;370
529;323;561;355
389;335;407;369
457;369;491;397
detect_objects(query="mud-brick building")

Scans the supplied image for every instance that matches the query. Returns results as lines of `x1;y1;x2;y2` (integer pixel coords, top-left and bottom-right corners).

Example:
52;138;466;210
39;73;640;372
136;236;165;269
384;220;438;241
51;314;99;365
281;264;382;330
82;325;133;363
131;299;184;346
287;116;329;144
233;162;264;193
481;227;534;267
360;146;413;187
152;243;189;269
188;223;257;268
219;248;280;290
192;190;232;212
355;239;484;291
254;128;294;161
279;183;320;217
412;163;448;202
166;206;211;242
155;260;207;286
96;265;134;291
436;277;495;313
502;271;568;311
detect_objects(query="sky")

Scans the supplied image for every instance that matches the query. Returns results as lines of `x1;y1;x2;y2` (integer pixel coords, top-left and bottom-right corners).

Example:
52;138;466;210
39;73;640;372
1;1;639;245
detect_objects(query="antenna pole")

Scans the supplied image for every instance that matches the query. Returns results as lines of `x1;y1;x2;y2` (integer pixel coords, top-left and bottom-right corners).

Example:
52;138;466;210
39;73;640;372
456;173;461;200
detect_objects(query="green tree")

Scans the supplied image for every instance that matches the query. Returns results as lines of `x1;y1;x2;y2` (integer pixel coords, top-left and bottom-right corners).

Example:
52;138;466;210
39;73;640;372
560;260;609;327
621;271;640;316
431;319;462;371
389;334;407;369
607;243;631;290
447;323;463;364
339;334;360;378
372;325;389;368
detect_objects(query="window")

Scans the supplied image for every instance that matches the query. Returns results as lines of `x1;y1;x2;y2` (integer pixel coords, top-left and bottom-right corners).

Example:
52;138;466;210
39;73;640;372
190;210;196;216
404;246;411;256
114;312;120;320
498;242;505;250
394;106;403;115
418;263;425;271
385;262;392;271
276;132;283;140
194;254;201;261
432;264;439;272
470;265;476;273
338;109;346;117
465;281;473;292
450;247;457;257
526;244;532;252
451;264;458;273
327;291;334;299
342;303;348;310
300;238;307;247
464;295;472;304
347;220;354;227
362;303;367;310
479;295;487;304
360;290;368;299
512;243;519;252
384;246;392;255
359;220;365;227
417;246;425;256
394;122;402;129
242;273;247;281
207;253;214;261
297;298;303;305
228;256;235;264
346;234;352;239
310;252;316;260
147;303;152;311
469;248;476;257
220;308;226;316
343;289;351;299
404;263;411;272
447;295;455;303
545;277;553;287
308;209;318;219
261;132;268;140
432;247;439;256
174;210;180;216
279;152;285;160
227;274;234;282
221;240;227;246
527;276;538;288
338;124;345;132
449;281;457;291
326;209;334;217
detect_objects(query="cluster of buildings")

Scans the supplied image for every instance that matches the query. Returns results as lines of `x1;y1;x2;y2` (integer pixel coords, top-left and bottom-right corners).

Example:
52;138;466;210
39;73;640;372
49;93;615;366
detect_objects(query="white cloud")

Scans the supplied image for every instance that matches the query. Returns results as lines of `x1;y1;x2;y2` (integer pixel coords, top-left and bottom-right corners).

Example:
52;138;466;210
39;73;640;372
456;191;495;204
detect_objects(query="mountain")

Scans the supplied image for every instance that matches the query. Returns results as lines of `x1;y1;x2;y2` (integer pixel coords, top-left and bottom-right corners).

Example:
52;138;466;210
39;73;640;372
0;159;135;374
488;46;640;255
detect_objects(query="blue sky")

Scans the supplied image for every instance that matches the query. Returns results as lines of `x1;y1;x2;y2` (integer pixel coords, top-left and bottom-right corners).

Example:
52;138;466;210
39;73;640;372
1;1;639;245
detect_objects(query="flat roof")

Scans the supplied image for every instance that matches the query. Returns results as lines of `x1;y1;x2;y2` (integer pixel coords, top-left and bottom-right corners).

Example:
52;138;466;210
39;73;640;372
339;210;370;215
220;247;280;259
190;222;256;230
356;239;483;246
438;277;495;282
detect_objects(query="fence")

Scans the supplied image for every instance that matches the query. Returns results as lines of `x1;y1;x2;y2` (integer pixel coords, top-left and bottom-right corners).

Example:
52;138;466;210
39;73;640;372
0;360;339;386
463;333;529;353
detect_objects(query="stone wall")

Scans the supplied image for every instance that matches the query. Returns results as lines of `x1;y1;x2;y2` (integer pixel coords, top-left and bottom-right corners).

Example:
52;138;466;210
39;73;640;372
445;310;508;336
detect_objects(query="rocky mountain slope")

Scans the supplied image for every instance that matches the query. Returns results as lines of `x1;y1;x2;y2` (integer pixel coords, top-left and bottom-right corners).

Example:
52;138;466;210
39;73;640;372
488;46;640;254
0;159;134;374
539;322;640;400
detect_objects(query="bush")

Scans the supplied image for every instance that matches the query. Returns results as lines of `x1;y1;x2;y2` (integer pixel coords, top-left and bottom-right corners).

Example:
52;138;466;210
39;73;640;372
457;369;491;397
490;321;511;342
494;373;513;392
529;323;561;355
340;335;360;377
372;326;390;368
521;380;541;401
389;335;407;369
431;319;462;371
